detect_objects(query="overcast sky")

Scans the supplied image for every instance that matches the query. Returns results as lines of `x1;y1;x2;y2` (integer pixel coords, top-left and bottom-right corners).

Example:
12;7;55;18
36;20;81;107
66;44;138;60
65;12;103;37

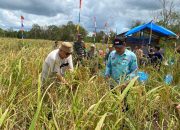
0;0;179;34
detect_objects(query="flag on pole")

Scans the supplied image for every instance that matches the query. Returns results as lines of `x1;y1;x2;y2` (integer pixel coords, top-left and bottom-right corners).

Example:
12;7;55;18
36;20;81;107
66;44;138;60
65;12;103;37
77;0;82;34
21;16;24;31
78;11;81;23
94;16;97;36
77;11;80;33
94;16;97;28
20;15;24;40
21;15;24;20
77;24;80;33
115;28;117;38
79;0;82;9
104;22;108;27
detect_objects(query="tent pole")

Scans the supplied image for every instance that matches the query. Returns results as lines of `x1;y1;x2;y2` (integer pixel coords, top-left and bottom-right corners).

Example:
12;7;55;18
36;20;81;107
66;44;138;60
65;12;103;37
142;30;144;45
148;21;152;45
140;30;142;45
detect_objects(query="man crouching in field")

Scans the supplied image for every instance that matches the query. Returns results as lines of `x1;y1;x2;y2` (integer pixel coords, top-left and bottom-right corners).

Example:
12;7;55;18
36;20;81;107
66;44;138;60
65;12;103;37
41;42;73;85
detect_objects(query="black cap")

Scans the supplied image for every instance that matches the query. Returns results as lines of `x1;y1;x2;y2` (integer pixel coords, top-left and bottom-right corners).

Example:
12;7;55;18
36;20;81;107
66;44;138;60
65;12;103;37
113;38;124;47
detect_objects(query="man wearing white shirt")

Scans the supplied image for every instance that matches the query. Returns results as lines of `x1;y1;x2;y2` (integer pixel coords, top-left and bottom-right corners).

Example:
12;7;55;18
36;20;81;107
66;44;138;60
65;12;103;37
41;42;73;84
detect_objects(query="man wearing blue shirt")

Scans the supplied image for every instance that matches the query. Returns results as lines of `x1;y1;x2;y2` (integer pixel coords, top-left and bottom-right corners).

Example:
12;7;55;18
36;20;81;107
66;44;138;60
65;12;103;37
105;38;138;85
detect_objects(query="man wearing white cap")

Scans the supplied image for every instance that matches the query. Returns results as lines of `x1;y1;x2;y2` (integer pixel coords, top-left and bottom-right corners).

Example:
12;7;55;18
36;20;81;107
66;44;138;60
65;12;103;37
41;42;73;84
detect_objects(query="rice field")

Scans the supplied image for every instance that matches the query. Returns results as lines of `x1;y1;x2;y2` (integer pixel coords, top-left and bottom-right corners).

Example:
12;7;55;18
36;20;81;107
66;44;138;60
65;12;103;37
0;38;180;130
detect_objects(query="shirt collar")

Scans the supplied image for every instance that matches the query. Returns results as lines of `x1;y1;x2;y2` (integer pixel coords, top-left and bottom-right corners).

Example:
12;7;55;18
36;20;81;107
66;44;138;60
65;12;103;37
116;49;128;56
124;49;128;56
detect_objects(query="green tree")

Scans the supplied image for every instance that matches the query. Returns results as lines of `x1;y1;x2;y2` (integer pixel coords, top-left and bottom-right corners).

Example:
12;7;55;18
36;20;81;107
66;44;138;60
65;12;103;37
29;24;42;39
61;21;87;41
96;31;106;43
0;28;5;37
130;20;144;28
0;22;88;41
109;30;116;43
47;25;60;40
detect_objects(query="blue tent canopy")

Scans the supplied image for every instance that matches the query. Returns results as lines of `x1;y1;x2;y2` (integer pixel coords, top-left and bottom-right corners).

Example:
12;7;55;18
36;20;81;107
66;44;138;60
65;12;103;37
125;21;177;38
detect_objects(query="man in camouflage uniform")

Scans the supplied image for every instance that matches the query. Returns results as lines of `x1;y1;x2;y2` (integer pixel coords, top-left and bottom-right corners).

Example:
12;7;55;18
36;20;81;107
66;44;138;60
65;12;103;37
73;34;86;64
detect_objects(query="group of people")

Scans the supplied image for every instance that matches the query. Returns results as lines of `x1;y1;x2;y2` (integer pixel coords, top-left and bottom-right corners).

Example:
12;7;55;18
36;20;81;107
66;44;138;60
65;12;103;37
41;34;171;87
41;34;98;85
41;35;138;88
42;34;178;88
133;44;163;68
41;35;180;111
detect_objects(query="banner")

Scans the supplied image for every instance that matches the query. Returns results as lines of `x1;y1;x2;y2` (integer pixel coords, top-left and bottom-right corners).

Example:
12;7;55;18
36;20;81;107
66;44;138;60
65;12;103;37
20;15;24;39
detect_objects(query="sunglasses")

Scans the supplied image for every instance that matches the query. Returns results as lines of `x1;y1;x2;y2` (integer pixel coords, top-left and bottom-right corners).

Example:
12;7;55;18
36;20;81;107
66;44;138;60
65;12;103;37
61;49;72;56
65;52;72;56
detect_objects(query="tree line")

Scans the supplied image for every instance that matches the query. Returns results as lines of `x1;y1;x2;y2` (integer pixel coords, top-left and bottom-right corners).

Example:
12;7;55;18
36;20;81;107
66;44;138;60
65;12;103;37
0;21;87;41
0;21;116;43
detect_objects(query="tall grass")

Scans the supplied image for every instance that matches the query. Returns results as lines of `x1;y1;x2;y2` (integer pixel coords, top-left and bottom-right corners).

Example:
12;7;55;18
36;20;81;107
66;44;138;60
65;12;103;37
0;37;179;129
